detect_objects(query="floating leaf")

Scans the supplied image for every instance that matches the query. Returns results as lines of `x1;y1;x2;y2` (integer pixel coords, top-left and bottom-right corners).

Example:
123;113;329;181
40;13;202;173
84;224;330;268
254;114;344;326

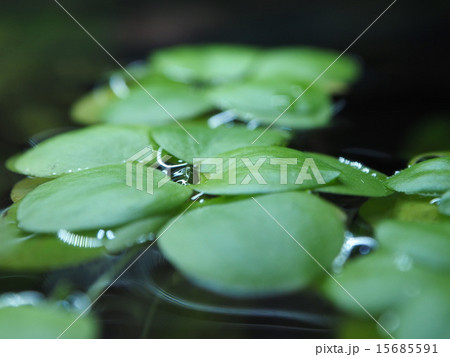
0;205;106;271
103;215;170;253
386;157;450;195
208;81;332;129
0;300;98;338
7;126;153;177
10;177;52;202
193;146;340;195
17;165;192;233
376;220;450;271
151;123;290;164
101;82;214;126
307;153;392;197
438;190;450;216
395;288;450;339
360;193;449;225
150;44;259;85
322;251;442;317
159;192;345;296
251;47;361;93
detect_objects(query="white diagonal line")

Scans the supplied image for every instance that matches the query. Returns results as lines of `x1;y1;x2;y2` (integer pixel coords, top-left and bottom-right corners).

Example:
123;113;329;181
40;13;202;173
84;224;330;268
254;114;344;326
57;198;199;339
251;197;395;339
252;0;398;144
53;0;199;144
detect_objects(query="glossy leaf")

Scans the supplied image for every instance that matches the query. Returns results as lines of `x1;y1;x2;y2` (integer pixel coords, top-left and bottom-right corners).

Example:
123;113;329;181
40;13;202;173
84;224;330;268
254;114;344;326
377;220;450;270
150;44;259;85
17;165;192;233
193;146;341;195
0;301;98;338
151;123;291;164
386;157;450;195
208;81;332;129
251;47;361;93
307;153;392;197
159;192;345;296
101;82;214;126
7;126;153;177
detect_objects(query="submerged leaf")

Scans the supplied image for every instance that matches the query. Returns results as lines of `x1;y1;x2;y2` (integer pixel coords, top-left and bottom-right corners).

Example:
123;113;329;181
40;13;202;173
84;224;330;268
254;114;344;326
159;191;345;296
7;125;153;177
193;146;341;195
151;123;290;164
17;165;192;233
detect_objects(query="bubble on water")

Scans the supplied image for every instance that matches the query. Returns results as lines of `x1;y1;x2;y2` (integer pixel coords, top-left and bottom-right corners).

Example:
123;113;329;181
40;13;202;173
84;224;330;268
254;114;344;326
106;230;116;240
57;229;104;248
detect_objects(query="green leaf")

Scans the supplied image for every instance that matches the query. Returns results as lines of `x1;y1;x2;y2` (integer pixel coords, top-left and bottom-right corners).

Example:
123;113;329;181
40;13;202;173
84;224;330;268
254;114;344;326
71;87;116;125
360;194;450;225
7;125;153;177
100;82;214;126
17;164;192;233
395;288;450;339
377;220;450;270
0;205;106;271
193;146;341;195
158;192;345;296
10;177;52;202
438;190;450;216
386;157;450;195
150;44;259;85
0;300;98;338
251;47;361;93
307;153;392;197
322;251;443;316
208;80;332;129
103;215;170;253
151;123;291;164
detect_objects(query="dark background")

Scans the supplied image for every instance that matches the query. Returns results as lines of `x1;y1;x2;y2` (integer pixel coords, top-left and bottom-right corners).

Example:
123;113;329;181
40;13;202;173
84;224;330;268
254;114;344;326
1;0;449;206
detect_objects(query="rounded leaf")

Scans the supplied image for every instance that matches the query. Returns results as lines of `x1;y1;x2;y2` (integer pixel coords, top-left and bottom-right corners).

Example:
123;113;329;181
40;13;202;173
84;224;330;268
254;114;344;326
150;44;259;85
152;123;290;164
17;165;192;233
7;125;153;177
208;81;332;129
193;146;341;195
251;47;361;93
158;192;345;297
